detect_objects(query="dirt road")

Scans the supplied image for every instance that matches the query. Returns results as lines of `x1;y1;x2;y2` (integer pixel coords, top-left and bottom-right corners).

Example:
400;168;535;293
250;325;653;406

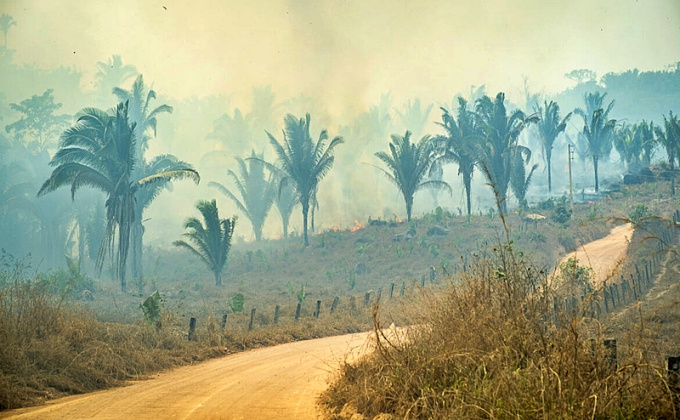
557;223;633;287
2;225;634;419
1;332;373;420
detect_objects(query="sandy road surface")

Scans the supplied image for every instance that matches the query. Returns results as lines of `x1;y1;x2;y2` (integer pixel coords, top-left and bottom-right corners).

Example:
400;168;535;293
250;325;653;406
2;225;634;419
557;223;633;287
1;332;373;420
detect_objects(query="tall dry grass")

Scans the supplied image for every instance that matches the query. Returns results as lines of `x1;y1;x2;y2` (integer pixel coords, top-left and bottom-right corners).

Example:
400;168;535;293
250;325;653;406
322;242;678;419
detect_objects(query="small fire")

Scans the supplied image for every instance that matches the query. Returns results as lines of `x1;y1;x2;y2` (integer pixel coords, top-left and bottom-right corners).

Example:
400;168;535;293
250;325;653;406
394;214;403;223
350;219;366;232
332;226;340;232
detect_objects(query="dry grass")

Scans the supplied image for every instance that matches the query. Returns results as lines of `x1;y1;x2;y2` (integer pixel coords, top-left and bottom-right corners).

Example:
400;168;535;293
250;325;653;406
322;241;678;419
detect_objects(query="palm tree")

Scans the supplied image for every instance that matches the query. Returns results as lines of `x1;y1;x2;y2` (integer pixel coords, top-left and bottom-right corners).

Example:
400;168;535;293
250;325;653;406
38;102;199;292
95;55;137;97
581;108;616;192
433;98;481;218
113;75;172;155
173;199;236;286
274;178;297;238
655;112;680;196
534;100;571;192
510;150;538;210
475;92;537;214
265;114;343;246
114;75;178;279
375;131;450;222
395;98;433;138
209;151;276;242
0;14;17;49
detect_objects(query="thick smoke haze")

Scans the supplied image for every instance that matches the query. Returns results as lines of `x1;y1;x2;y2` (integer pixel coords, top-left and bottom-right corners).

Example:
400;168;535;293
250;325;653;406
4;0;680;109
1;0;679;246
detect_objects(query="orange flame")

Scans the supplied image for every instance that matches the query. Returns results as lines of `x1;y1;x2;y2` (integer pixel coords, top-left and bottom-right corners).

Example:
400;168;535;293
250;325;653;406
394;214;403;223
350;219;366;232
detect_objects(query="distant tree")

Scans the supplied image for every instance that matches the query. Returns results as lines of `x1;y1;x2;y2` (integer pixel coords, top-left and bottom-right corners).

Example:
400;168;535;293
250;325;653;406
581;108;617;192
637;120;657;167
510;149;538;210
265;114;343;246
565;69;597;85
250;85;279;134
433;98;481;218
209;151;276;242
95;55;137;97
114;75;181;280
475;92;537;214
395;98;433;138
0;14;16;49
174;199;236;286
38;102;200;293
534;100;571;192
274;177;297;238
207;108;254;157
374;131;450;222
576;92;616;192
655;112;680;196
5;89;71;151
613;124;638;171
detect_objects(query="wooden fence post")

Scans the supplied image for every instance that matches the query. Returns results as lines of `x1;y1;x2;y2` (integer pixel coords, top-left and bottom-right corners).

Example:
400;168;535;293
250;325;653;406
248;308;256;331
429;266;436;283
364;292;371;306
604;339;617;370
377;288;382;302
314;300;321;319
221;314;228;330
295;302;301;321
349;296;356;313
188;317;197;341
400;281;406;297
330;296;339;314
631;274;638;301
274;305;280;325
389;283;395;299
420;275;426;287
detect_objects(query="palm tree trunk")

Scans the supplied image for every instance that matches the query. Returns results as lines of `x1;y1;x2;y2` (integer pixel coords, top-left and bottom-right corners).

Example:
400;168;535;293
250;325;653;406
282;219;288;239
302;201;309;246
463;171;472;219
593;157;599;193
547;151;552;193
131;219;144;280
214;270;222;286
405;196;413;222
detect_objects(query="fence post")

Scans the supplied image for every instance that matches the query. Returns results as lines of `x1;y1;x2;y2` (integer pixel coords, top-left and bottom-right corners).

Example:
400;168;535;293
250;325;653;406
221;314;228;330
603;285;610;313
377;288;382;302
349;296;356;313
188;317;197;341
668;356;680;393
248;308;256;331
330;296;339;314
631;274;638;301
429;266;436;283
314;300;321;319
400;281;406;297
364;292;371;306
389;282;395;299
420;275;426;287
274;305;280;325
604;339;618;370
295;302;301;321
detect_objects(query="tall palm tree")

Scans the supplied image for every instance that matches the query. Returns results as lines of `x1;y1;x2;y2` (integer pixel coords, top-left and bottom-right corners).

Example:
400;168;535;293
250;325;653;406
209;151;276;242
475;92;537;214
0;14;16;49
265;114;342;246
174;199;236;286
95;55;137;97
114;75;179;279
274;178;297;238
433;98;481;218
581;108;616;192
395;98;433;138
534;100;571;192
655;112;680;196
38;102;199;292
375;131;450;222
510;150;539;210
113;75;172;155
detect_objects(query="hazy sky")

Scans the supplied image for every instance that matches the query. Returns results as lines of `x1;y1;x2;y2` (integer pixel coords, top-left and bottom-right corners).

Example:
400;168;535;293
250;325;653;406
3;0;679;116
